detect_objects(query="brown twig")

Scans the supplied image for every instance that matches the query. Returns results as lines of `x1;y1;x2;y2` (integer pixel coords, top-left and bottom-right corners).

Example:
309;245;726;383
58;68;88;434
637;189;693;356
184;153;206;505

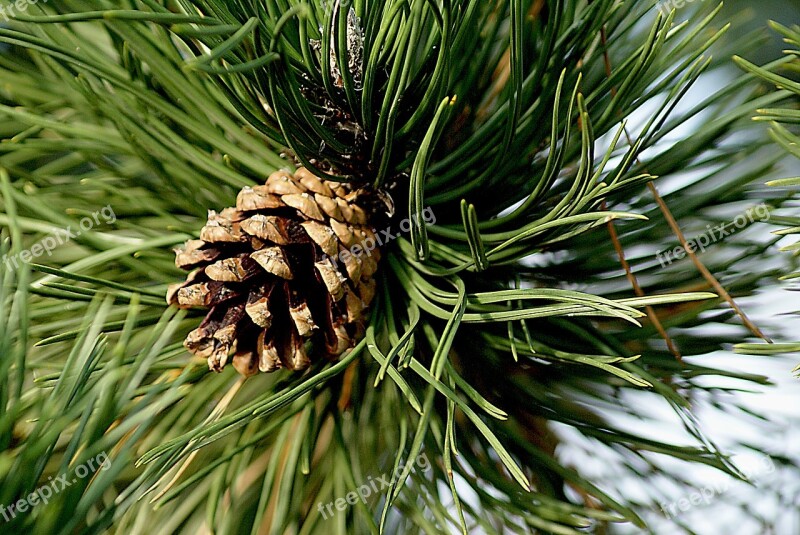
598;28;682;360
597;26;771;345
338;359;358;411
646;181;772;342
602;200;683;360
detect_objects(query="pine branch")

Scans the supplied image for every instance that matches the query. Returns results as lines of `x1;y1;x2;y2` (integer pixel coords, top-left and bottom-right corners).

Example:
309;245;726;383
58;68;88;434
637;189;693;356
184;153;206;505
0;1;797;534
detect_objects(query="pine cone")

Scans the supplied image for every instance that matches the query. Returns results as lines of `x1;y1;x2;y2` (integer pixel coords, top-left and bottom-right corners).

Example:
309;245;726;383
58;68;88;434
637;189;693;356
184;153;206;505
168;168;381;376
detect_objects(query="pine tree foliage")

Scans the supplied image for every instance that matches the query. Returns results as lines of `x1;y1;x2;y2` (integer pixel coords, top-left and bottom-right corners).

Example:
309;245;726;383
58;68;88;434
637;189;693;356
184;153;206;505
734;21;800;364
0;1;795;533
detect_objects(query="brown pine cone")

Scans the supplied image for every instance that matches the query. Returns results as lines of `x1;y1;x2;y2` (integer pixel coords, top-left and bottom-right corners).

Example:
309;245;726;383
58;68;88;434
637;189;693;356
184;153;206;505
168;168;382;376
